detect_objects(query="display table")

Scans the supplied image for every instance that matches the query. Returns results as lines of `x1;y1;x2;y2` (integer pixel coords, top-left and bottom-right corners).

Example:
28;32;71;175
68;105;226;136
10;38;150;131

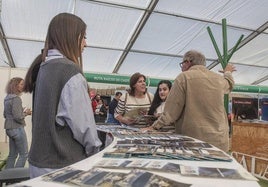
14;125;259;187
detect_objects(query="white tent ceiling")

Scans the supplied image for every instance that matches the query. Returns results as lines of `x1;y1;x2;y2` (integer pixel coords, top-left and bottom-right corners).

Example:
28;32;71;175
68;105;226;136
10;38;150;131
0;0;268;86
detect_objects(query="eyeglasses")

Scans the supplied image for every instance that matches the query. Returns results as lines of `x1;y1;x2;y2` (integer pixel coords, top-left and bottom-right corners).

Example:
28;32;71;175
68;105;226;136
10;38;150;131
179;60;188;68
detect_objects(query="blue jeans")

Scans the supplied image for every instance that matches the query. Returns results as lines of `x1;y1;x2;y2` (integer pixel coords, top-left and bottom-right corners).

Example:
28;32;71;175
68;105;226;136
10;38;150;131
106;113;120;125
5;127;28;168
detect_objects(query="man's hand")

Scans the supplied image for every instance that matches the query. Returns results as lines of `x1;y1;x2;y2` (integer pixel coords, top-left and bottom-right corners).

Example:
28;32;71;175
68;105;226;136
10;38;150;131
219;63;236;73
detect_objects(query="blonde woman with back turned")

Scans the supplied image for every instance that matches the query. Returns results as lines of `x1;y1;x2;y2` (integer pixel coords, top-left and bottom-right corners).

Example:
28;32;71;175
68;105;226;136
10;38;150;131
4;77;31;168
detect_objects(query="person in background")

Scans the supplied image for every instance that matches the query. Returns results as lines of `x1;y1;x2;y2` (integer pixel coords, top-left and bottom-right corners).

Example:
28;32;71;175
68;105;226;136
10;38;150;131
91;94;101;112
148;80;172;118
94;99;107;123
114;72;154;125
23;13;101;178
143;50;236;152
106;92;122;125
4;77;32;168
147;80;173;130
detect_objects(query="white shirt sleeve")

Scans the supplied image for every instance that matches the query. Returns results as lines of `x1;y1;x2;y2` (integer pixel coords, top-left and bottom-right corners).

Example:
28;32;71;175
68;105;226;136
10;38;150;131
56;73;102;156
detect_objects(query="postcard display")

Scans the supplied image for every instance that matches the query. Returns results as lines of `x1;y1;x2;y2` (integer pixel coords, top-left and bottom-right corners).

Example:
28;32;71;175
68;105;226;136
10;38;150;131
18;125;259;187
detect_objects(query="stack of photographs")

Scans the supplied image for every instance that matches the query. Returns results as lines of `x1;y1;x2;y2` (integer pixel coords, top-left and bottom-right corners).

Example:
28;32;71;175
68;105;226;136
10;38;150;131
94;159;181;174
180;165;257;180
42;167;192;187
103;144;159;158
42;167;84;183
94;159;132;168
129;115;158;128
113;169;191;187
116;134;195;145
155;147;232;162
42;164;255;187
93;159;256;181
97;125;232;162
199;149;233;162
122;108;158;127
96;124;140;134
102;142;232;161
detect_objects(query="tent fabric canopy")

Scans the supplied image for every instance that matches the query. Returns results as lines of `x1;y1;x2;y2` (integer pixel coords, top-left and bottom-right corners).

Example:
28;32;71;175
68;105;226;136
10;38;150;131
0;0;268;85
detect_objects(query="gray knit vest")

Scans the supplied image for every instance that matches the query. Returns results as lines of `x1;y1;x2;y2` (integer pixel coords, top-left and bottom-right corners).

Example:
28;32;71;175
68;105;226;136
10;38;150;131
28;58;87;168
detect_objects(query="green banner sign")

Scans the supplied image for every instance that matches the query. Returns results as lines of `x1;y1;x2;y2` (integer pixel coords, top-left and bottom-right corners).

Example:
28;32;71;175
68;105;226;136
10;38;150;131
84;73;268;94
84;73;130;85
84;73;174;87
233;84;268;93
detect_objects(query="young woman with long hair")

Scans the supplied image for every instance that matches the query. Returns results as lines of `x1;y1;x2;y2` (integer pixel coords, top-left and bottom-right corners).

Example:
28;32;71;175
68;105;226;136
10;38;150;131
24;13;101;178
